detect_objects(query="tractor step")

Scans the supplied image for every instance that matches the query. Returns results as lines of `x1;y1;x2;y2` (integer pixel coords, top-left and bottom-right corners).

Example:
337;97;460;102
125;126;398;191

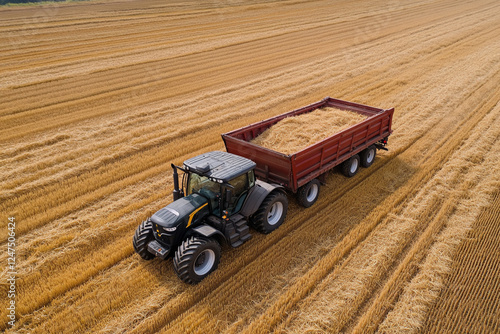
225;215;252;248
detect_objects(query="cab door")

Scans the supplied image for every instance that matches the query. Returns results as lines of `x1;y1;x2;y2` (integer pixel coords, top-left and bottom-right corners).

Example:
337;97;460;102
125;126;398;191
226;172;252;215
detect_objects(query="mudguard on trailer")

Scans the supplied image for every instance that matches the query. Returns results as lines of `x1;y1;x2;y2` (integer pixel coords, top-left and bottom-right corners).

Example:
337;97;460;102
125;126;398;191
240;180;284;217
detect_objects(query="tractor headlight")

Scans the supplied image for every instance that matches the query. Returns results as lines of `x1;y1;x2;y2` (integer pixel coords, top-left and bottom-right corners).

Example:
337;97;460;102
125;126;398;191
163;226;176;232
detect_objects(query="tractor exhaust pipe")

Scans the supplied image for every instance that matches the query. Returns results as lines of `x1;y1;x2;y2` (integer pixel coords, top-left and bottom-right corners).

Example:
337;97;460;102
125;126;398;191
171;163;182;200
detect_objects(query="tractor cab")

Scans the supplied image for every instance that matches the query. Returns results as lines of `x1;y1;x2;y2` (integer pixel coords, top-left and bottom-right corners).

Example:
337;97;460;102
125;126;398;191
133;151;288;284
181;151;256;217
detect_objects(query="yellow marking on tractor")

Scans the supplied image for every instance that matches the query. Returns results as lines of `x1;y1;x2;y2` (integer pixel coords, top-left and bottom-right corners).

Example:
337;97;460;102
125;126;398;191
187;203;208;228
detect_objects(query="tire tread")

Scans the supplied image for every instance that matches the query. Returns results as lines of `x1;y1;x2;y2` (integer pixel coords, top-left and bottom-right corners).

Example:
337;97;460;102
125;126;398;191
297;179;321;208
133;220;155;260
360;145;376;168
173;236;221;284
251;191;288;234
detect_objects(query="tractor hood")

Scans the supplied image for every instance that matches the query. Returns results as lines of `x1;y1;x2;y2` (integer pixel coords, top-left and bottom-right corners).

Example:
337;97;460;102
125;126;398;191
150;193;208;228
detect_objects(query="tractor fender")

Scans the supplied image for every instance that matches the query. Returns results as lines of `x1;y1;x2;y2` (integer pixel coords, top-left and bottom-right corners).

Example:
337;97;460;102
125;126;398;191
240;180;285;217
192;224;226;245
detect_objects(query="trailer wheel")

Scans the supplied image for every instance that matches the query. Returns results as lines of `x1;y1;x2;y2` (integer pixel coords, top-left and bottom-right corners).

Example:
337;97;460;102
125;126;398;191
341;154;360;177
133;219;155;260
297;179;321;208
252;191;288;234
360;145;376;168
173;236;221;284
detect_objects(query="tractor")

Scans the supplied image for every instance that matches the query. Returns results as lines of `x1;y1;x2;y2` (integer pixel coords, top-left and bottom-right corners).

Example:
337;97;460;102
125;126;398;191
133;151;288;284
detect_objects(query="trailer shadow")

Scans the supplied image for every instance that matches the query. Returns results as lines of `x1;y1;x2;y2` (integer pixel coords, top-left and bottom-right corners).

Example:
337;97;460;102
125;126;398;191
301;154;418;229
316;154;417;211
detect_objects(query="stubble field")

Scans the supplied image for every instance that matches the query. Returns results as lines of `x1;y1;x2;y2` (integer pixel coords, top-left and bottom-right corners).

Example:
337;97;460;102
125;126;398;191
1;0;499;333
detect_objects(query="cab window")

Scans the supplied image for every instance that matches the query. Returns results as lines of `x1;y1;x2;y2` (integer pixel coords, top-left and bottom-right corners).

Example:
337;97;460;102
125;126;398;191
187;173;220;213
226;173;249;214
229;173;248;198
187;173;219;195
248;170;255;188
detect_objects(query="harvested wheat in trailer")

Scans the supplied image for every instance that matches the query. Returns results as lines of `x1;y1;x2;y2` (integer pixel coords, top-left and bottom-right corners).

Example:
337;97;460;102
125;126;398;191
133;97;394;283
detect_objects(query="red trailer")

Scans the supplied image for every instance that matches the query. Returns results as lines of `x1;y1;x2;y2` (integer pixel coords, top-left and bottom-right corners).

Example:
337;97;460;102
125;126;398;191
222;97;394;207
133;97;394;283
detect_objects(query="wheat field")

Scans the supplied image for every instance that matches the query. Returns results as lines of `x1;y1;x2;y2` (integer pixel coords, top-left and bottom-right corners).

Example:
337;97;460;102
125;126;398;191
1;0;499;333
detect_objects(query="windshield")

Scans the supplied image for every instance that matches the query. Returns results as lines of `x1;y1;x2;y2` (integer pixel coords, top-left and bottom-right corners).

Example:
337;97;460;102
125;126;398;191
187;173;220;196
187;173;220;214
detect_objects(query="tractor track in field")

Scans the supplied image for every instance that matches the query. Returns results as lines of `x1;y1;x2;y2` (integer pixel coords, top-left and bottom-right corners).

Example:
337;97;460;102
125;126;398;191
423;191;500;333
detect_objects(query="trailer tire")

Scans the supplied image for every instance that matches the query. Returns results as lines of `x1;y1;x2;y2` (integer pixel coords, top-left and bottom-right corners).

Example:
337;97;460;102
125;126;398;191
297;179;321;208
251;191;288;234
173;236;221;284
133;220;155;260
360;145;376;168
341;154;360;177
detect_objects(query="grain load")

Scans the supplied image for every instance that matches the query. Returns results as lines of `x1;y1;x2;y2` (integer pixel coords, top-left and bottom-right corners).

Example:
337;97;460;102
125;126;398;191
251;107;367;154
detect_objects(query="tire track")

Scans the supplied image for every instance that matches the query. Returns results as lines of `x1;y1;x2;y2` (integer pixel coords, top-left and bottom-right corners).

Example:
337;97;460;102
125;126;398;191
423;191;500;333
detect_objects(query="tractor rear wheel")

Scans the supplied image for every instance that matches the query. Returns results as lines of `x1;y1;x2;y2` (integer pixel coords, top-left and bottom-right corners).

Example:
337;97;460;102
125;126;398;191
297;179;321;208
133;219;155;260
251;191;288;234
341;154;360;177
173;236;221;284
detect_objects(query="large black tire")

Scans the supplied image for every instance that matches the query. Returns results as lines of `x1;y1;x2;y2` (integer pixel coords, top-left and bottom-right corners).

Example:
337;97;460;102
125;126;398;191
251;191;288;234
297;179;321;208
173;236;221;284
360;145;376;168
341;154;360;177
133;220;155;260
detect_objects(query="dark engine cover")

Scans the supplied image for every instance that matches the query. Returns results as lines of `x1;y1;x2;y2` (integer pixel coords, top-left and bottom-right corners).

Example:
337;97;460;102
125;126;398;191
151;193;208;228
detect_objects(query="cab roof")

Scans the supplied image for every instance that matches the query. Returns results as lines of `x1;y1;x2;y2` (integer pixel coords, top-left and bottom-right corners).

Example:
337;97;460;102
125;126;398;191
183;151;256;183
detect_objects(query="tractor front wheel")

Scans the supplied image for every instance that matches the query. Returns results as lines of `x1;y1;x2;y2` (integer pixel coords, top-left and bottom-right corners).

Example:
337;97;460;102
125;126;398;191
173;236;221;284
133;219;155;260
